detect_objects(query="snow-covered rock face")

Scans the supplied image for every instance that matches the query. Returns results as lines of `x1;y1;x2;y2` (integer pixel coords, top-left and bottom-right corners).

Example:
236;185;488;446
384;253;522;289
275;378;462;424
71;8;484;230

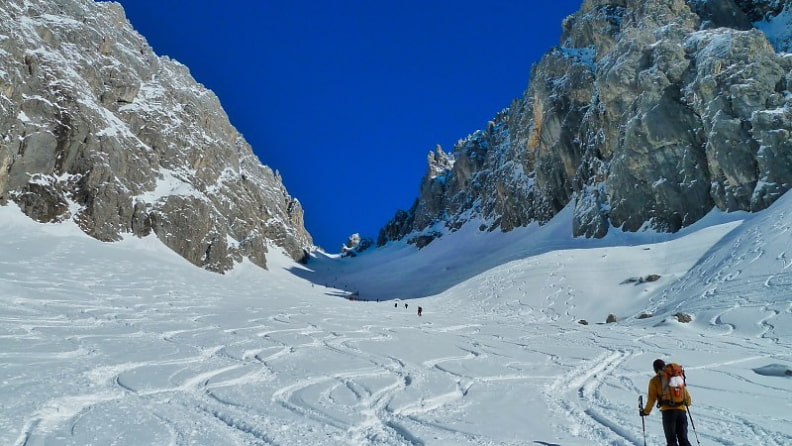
752;1;792;52
0;0;312;271
340;232;373;257
379;0;792;246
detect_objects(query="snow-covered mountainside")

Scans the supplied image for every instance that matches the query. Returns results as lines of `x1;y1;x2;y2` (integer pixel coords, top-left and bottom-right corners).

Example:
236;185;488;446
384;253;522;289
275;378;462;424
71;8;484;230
0;0;312;272
1;0;789;443
380;0;792;247
1;187;790;445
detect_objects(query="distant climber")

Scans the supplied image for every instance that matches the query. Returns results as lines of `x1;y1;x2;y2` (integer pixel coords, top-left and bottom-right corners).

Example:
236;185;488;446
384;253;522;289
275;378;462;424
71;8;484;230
417;306;423;317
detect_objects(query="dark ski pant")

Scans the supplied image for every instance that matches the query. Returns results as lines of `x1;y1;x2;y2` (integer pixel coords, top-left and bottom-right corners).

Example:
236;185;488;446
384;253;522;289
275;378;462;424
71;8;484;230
661;409;692;446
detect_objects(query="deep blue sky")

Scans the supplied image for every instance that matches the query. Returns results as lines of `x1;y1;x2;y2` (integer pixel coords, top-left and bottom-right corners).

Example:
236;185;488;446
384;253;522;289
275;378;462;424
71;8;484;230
112;0;582;250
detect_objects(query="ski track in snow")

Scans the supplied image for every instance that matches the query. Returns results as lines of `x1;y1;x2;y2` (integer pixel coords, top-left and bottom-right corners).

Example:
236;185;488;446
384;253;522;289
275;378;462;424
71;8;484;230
2;204;792;445
7;281;790;445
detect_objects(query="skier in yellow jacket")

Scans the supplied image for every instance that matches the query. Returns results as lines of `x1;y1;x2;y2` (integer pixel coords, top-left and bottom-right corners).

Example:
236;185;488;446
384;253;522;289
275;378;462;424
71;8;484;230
640;359;693;446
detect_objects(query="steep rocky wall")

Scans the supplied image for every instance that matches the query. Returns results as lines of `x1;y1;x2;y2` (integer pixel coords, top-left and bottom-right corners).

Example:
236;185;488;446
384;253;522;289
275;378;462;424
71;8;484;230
0;0;312;271
379;0;792;246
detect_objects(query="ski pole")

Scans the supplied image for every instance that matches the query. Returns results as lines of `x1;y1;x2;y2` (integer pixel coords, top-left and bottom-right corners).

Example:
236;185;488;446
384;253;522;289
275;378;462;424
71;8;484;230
687;404;701;446
639;395;646;446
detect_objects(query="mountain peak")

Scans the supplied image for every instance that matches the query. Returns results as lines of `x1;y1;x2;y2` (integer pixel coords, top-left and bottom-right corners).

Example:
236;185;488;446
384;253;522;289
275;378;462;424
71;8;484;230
0;0;312;271
379;0;792;248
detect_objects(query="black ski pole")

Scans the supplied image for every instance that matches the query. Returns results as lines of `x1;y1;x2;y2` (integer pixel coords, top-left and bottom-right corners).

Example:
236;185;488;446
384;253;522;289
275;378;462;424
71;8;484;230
687;404;701;446
639;395;646;446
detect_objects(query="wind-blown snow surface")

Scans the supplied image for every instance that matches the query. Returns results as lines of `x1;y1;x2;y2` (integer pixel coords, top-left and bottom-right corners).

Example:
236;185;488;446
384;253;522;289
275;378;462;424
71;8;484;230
1;194;791;446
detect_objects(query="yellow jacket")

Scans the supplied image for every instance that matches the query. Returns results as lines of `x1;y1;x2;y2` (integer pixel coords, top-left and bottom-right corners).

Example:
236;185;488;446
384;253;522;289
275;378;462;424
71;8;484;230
643;372;692;414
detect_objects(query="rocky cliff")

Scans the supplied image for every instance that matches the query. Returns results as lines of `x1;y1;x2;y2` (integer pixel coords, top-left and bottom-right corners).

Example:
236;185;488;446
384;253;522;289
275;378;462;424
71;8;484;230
0;0;312;271
379;0;792;246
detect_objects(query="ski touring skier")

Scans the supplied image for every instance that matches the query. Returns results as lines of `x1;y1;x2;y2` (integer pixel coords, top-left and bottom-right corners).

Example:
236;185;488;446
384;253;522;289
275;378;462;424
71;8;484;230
640;359;694;446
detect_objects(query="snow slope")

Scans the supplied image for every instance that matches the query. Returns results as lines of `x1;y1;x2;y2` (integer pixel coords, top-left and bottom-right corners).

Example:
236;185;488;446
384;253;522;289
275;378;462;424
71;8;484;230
1;193;791;445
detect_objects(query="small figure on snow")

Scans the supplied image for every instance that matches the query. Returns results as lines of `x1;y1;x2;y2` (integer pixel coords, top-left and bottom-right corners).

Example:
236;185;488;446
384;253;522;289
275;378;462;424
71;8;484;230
417;306;423;317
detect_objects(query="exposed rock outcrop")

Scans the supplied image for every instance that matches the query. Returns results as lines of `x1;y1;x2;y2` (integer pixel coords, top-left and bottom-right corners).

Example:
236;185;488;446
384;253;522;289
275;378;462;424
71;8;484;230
341;233;373;257
0;0;312;271
379;0;792;246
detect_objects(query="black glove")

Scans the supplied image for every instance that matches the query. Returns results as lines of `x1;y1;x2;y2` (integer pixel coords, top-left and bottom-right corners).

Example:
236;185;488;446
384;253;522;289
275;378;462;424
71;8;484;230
639;409;647;417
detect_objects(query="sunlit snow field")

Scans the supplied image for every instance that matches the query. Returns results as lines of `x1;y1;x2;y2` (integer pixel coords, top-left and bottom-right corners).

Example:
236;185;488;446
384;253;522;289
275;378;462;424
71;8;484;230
1;195;791;445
